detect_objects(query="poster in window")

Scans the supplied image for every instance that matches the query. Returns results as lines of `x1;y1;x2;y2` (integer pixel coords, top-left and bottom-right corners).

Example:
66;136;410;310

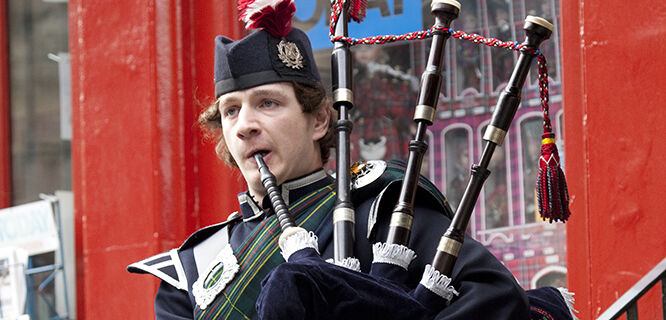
0;248;28;319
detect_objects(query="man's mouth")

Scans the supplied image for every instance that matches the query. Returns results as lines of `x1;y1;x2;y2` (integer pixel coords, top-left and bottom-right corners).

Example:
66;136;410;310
248;149;270;159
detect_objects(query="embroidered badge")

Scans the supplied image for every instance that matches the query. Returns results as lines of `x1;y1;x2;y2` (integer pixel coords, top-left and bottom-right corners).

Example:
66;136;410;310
192;245;240;310
277;39;303;70
351;160;387;190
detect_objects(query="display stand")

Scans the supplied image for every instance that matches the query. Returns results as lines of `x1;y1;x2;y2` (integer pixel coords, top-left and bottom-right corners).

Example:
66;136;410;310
0;195;70;319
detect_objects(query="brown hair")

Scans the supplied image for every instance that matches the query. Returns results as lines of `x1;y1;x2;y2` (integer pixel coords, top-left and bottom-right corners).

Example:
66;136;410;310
198;81;335;167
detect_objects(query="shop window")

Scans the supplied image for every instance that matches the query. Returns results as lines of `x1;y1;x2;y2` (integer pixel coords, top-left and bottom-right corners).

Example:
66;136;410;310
524;0;558;30
480;124;511;230
7;0;70;318
422;130;435;181
350;42;418;162
486;0;517;92
9;0;70;206
519;115;542;224
531;266;567;288
556;110;564;169
451;1;483;97
442;126;472;211
523;0;561;86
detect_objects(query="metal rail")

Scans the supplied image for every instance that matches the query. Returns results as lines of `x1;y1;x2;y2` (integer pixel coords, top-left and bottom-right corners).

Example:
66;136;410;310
597;256;666;320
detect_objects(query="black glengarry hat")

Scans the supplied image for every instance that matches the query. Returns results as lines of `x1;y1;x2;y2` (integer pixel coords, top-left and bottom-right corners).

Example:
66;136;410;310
214;0;321;98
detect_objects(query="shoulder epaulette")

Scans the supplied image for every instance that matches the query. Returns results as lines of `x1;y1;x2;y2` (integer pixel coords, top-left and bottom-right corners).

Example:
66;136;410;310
180;212;242;251
127;249;188;291
127;212;242;289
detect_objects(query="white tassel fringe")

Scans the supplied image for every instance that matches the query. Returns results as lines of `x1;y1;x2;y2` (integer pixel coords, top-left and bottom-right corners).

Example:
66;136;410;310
557;287;579;320
371;242;417;270
420;264;459;301
279;227;319;261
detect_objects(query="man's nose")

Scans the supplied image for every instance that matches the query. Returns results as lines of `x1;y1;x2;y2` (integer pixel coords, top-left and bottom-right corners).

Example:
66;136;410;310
236;106;260;138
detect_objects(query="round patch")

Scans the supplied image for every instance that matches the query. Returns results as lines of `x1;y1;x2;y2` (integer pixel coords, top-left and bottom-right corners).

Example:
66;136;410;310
351;160;387;190
192;245;240;310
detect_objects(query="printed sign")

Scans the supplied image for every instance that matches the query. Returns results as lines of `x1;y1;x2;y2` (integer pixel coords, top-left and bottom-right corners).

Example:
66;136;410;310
294;0;423;50
0;201;59;256
0;248;28;319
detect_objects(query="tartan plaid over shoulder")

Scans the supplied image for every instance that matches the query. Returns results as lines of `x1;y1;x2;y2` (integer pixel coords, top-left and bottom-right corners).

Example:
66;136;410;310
193;184;336;320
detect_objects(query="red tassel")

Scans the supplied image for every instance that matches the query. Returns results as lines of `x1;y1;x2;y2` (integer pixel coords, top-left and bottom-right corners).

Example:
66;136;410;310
536;133;571;223
349;0;368;22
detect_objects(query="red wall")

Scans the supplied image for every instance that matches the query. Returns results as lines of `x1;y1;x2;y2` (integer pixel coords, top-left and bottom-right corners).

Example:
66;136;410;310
562;0;666;318
69;0;243;318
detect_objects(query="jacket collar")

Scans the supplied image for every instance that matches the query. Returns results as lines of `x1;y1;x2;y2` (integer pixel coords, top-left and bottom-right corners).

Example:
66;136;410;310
237;169;332;221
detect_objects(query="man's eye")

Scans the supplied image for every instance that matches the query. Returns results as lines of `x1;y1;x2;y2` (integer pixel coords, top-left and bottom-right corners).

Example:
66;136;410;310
223;107;238;117
262;100;276;108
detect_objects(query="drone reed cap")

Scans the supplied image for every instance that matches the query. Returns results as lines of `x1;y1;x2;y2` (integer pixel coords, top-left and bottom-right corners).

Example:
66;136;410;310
525;15;554;32
431;0;461;11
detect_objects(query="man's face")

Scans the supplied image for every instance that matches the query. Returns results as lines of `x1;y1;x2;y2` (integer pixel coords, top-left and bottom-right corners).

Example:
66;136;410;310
218;82;329;199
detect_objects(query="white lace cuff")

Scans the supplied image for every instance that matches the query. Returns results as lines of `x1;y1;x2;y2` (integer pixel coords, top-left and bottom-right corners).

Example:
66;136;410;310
419;264;459;302
333;257;361;272
279;227;319;261
372;242;416;270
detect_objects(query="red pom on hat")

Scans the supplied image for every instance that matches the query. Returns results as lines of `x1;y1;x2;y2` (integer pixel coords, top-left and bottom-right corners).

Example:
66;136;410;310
238;0;296;38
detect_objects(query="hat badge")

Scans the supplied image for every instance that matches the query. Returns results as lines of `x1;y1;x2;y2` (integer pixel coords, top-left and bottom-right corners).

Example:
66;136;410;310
277;39;303;70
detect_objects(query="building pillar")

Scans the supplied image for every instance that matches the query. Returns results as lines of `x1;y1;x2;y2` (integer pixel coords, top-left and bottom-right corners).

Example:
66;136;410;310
69;0;243;318
562;0;666;318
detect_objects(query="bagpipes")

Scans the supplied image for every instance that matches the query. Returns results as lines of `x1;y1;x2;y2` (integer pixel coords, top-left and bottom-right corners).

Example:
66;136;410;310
246;0;576;319
330;0;360;269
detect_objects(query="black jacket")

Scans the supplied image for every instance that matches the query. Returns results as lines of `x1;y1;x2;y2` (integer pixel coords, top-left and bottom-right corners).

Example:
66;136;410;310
128;161;529;319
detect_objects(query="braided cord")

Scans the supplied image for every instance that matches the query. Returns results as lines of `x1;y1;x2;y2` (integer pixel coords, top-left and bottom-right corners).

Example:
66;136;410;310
329;0;345;36
329;0;448;45
328;0;548;114
537;54;552;133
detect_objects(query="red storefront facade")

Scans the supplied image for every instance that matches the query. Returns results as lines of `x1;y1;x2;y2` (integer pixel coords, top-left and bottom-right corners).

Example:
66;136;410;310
68;1;244;319
1;0;665;319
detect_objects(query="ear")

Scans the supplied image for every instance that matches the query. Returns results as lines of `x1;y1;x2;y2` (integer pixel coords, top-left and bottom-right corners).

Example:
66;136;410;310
311;106;331;141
